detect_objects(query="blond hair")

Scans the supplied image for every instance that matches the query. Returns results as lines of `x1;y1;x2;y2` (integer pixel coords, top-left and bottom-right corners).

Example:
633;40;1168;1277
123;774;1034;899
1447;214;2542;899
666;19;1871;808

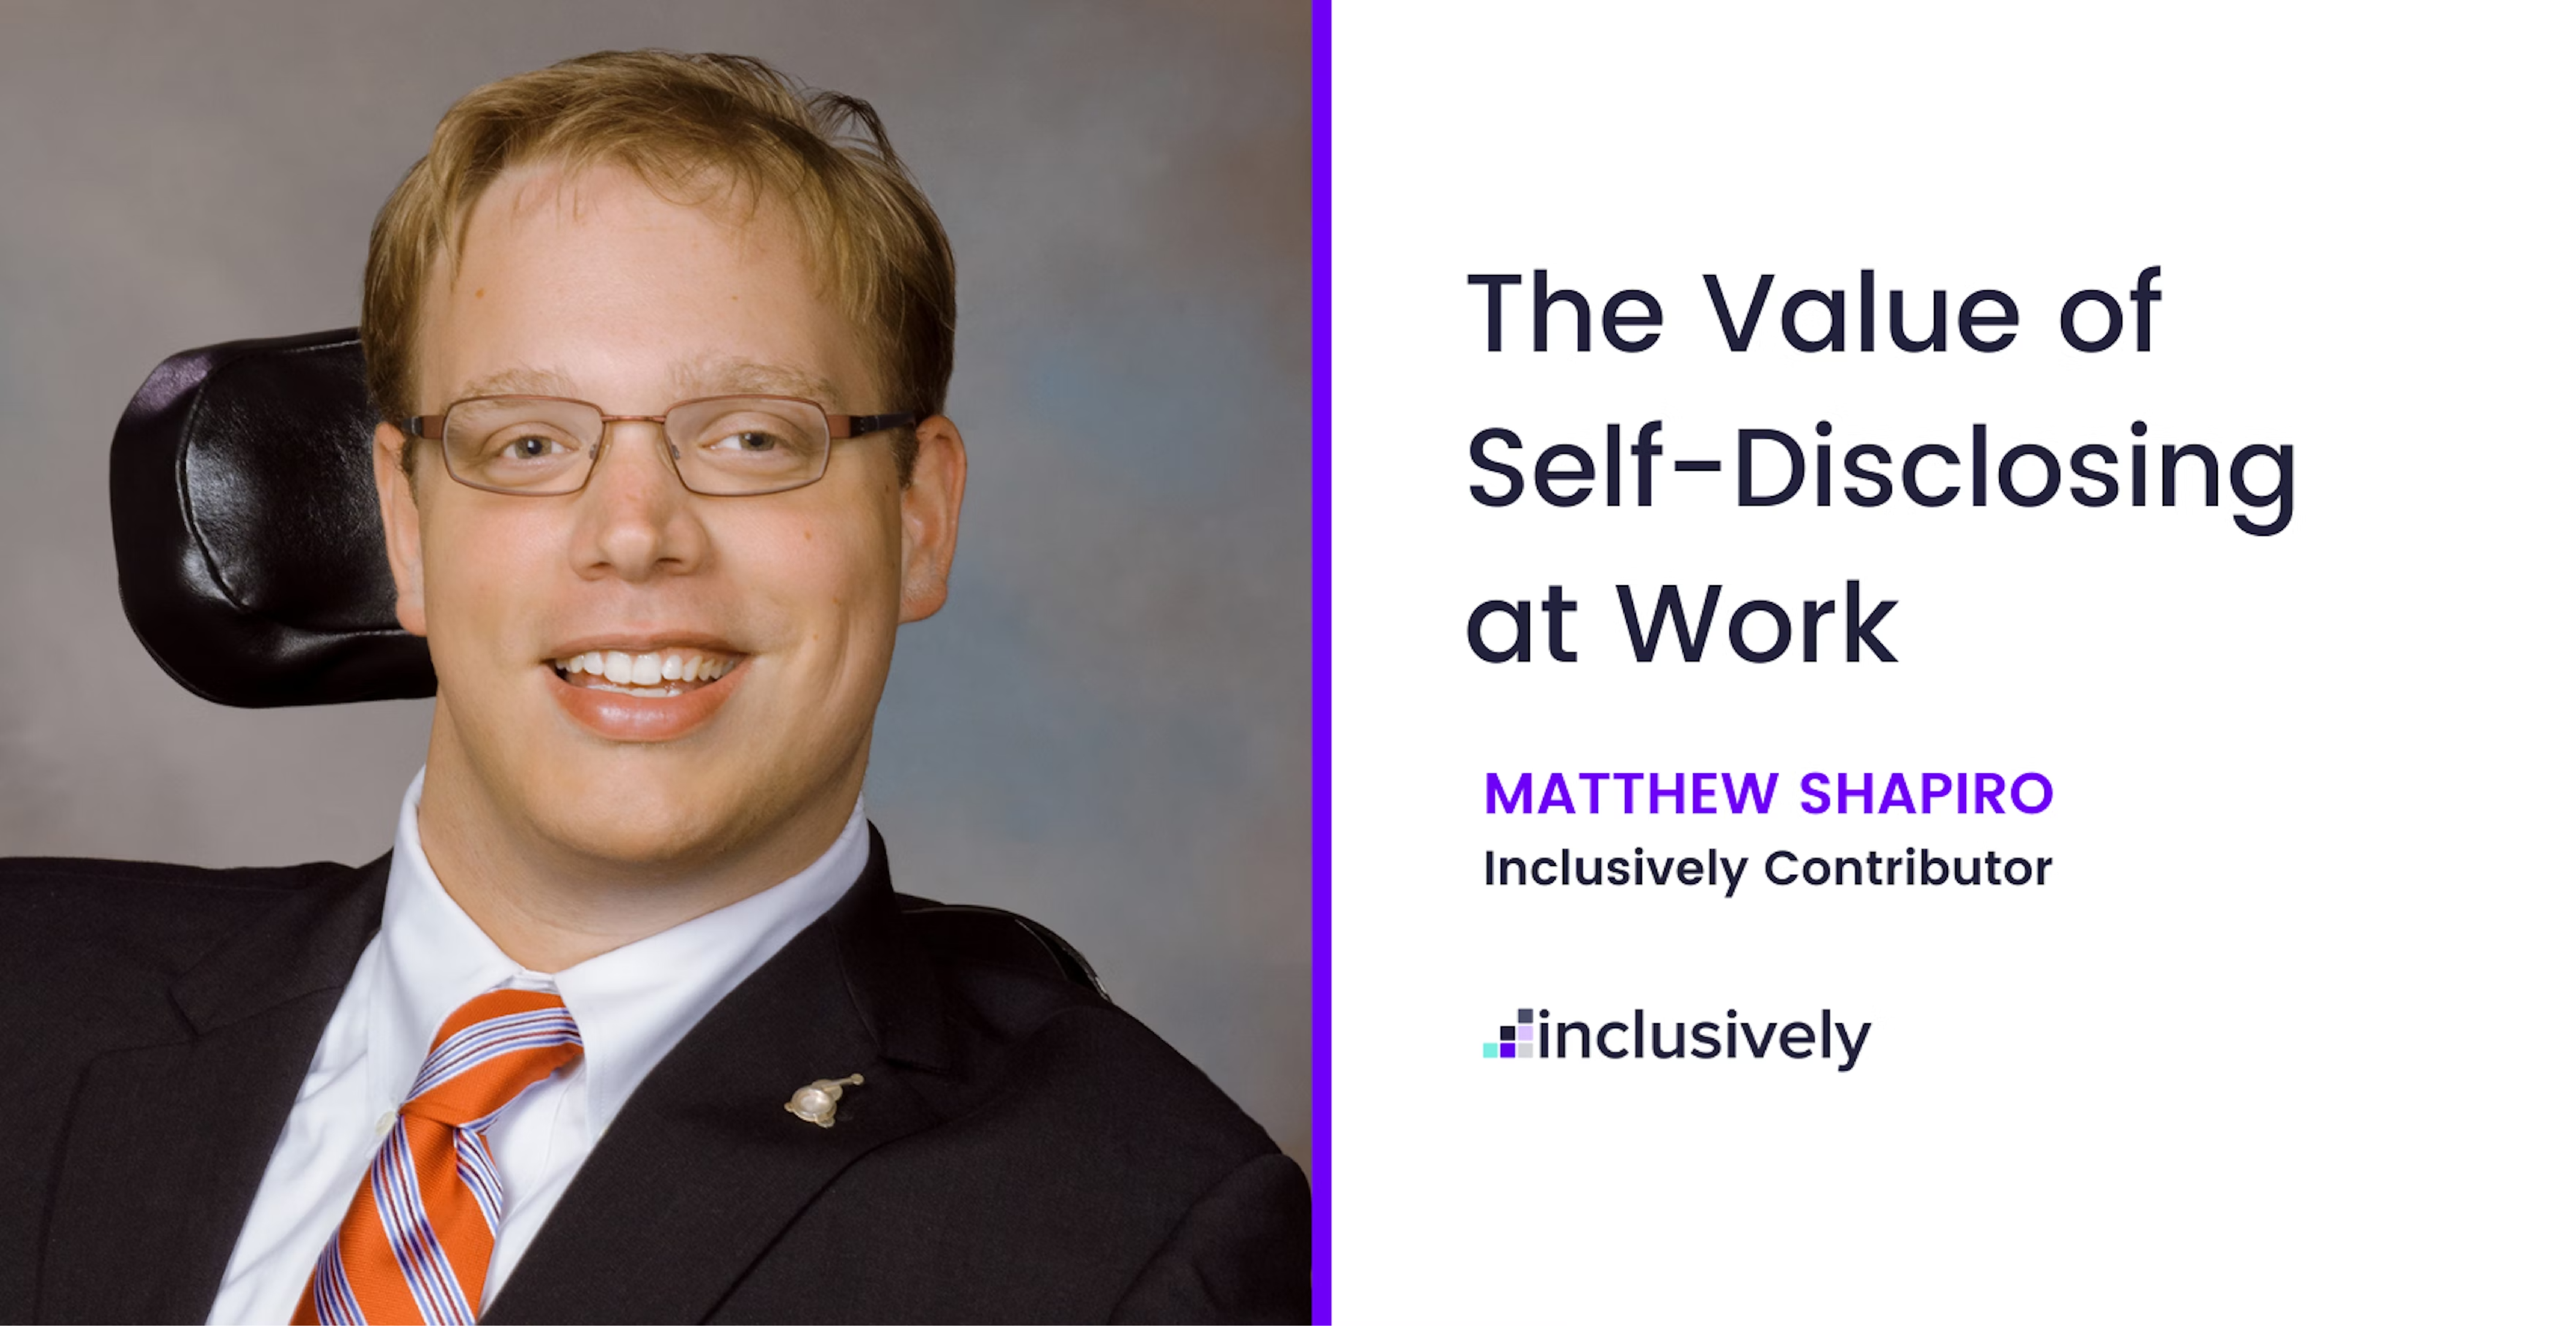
363;49;954;477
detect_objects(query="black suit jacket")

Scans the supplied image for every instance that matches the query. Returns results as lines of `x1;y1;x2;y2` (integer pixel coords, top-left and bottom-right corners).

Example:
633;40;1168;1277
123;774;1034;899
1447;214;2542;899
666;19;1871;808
0;831;1309;1323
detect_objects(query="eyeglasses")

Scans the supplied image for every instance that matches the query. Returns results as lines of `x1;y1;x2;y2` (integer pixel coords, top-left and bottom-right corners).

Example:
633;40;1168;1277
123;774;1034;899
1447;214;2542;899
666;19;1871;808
406;394;919;496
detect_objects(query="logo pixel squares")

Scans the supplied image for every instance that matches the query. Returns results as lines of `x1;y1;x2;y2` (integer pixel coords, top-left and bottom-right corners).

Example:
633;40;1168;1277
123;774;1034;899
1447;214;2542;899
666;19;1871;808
1483;1008;1534;1059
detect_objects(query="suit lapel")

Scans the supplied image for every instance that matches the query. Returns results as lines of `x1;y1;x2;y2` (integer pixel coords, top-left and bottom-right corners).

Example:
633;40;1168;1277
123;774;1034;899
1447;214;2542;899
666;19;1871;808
39;858;388;1324
486;827;956;1325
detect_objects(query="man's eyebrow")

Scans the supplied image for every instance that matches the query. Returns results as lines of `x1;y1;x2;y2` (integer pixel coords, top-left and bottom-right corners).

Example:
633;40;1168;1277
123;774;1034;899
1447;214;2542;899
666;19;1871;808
453;366;579;399
668;358;840;405
445;361;843;406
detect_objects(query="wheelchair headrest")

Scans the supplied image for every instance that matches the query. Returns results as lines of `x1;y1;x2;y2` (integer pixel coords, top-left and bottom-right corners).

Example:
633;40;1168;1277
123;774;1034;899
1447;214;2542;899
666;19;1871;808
110;328;436;706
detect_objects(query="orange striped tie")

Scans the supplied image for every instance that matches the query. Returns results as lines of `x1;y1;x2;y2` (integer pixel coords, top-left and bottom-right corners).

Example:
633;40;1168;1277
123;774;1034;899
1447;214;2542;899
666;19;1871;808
293;988;584;1325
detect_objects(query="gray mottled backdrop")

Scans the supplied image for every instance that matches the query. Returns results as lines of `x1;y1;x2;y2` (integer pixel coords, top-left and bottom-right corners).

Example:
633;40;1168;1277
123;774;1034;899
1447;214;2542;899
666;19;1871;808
0;1;1310;1167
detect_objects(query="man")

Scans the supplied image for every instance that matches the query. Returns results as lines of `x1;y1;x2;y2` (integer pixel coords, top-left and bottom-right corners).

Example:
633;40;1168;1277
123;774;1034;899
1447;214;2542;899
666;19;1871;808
0;50;1307;1325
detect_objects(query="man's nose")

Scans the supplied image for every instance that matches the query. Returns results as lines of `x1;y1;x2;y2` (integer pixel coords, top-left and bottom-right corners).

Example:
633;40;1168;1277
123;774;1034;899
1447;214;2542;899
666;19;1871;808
570;419;708;579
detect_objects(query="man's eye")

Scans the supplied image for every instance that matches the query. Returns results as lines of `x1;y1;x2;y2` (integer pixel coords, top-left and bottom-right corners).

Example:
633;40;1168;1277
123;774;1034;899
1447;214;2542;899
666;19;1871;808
504;434;563;459
714;430;782;452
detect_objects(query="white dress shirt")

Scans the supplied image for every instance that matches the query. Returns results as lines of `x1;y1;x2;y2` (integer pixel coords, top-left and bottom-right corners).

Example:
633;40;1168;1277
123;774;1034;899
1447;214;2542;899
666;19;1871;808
206;769;868;1324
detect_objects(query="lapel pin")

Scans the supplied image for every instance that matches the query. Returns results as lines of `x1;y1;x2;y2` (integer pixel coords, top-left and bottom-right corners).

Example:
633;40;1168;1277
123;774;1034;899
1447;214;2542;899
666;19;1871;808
786;1073;866;1128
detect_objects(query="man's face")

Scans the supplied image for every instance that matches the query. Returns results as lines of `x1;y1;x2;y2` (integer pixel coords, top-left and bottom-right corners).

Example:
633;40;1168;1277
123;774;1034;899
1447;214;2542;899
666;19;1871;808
375;160;962;874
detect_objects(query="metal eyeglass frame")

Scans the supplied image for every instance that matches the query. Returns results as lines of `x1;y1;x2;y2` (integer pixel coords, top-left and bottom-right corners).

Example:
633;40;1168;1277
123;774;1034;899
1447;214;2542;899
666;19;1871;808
405;393;920;496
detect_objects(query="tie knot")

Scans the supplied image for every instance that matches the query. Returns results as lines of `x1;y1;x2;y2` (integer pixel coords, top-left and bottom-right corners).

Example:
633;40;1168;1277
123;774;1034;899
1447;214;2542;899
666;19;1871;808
403;988;584;1128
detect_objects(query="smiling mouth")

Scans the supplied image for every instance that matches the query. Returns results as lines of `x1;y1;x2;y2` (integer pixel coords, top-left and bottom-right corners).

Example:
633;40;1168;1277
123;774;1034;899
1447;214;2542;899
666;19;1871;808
548;648;742;698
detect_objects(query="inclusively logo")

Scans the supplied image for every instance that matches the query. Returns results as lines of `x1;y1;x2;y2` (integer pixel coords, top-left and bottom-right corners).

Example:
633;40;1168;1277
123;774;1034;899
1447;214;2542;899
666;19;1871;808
1484;1006;1873;1071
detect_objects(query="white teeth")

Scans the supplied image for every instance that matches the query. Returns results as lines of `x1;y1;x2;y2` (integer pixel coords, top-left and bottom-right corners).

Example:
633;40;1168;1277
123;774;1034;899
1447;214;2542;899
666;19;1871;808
552;648;736;688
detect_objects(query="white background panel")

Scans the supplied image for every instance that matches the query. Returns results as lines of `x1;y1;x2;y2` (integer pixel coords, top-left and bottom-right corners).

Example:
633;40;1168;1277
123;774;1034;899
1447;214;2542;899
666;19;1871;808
1333;5;2569;1321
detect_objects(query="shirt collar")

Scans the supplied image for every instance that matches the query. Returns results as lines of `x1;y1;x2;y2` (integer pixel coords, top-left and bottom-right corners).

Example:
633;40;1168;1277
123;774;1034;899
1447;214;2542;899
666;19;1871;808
371;767;871;1133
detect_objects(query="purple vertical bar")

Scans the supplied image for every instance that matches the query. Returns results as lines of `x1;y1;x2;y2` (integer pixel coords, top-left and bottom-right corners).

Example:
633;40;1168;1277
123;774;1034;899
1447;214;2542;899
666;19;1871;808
1308;1;1333;1322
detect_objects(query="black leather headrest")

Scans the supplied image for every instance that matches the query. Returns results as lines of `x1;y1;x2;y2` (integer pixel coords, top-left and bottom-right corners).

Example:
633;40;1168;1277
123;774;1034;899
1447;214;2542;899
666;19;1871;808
110;328;436;706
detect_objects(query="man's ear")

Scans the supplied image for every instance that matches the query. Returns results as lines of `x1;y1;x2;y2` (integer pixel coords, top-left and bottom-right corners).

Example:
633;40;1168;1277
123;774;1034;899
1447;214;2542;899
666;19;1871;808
897;414;967;623
373;422;429;638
